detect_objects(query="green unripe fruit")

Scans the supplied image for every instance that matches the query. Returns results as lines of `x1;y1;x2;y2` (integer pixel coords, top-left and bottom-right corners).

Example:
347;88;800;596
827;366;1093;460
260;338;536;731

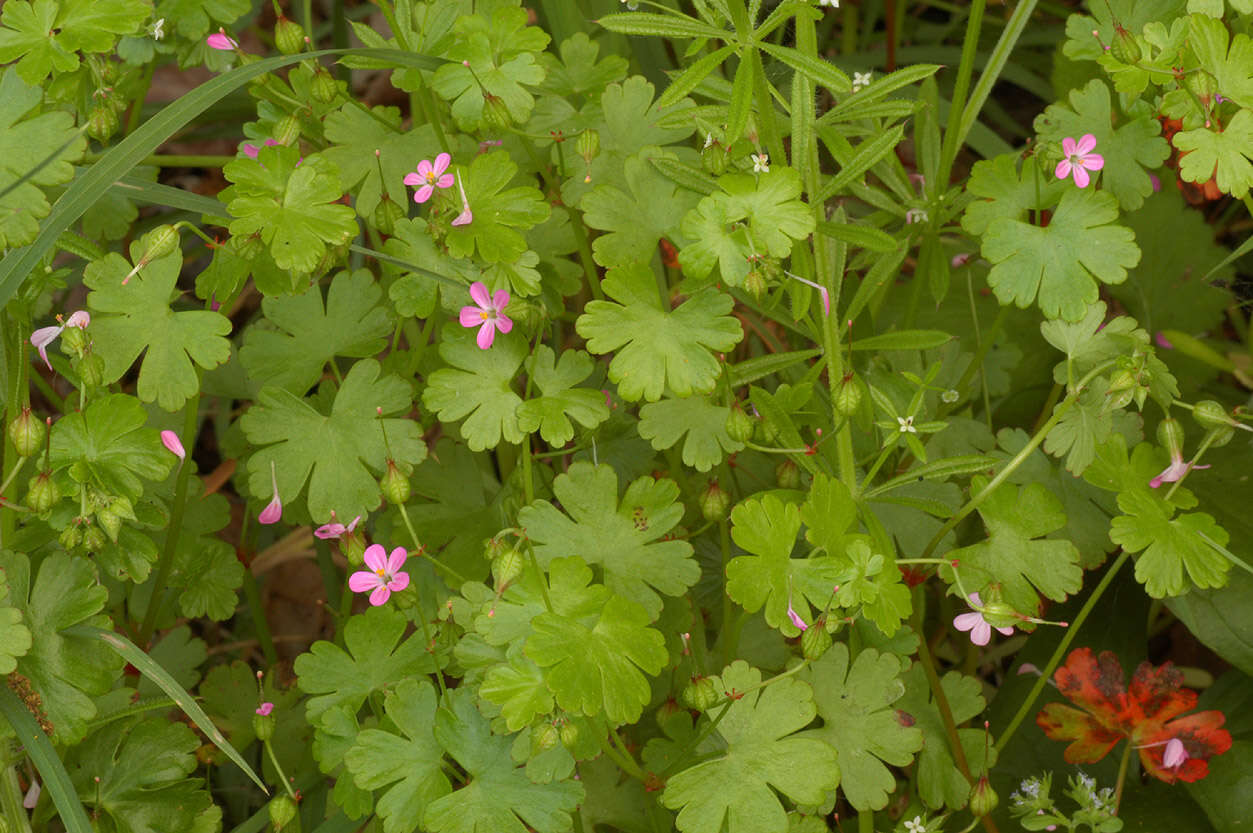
492;547;525;591
274;114;302;147
77;353;106;388
25;472;60;514
1109;26;1141;65
1193;400;1236;447
775;459;800;490
141;224;180;263
576;129;600;163
268;795;298;831
532;722;559;755
59;523;82;550
81;524;107;553
701;141;729;175
801;621;832;660
274;17;306;55
372;195;406;236
311;67;338;104
835;374;863;417
699;481;730;523
969;776;999;817
253;710;276;742
724;403;755;444
380;460;411;505
97;508;122;543
559;720;579;749
61;325;86;356
8;408;45;458
482;94;512;129
1157;416;1185;457
980;600;1019;630
680;676;718;712
87;104;118;143
1186;70;1218;101
743;268;768;300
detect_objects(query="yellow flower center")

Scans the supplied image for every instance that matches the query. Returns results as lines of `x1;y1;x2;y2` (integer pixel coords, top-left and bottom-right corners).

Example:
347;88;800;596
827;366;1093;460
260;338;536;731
426;172;438;185
375;568;386;578
480;310;490;320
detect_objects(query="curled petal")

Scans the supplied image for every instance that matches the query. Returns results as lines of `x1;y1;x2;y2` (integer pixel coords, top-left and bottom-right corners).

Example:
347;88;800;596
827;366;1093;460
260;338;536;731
206;32;238;50
468;281;492;309
29;325;63;370
349;570;381;593
460;305;486;327
368;585;392;606
258;495;282;525
786;604;808;632
363;543;388;572
313;522;346;539
21;782;39;810
1075;133;1098;155
476;321;496;350
1163;737;1188;769
255;702;274;717
452;207;473;226
161;430;186;461
65;310;90;329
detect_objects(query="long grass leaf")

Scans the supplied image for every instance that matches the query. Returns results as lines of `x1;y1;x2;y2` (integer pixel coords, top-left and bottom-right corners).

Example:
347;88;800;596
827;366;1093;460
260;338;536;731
0;687;92;833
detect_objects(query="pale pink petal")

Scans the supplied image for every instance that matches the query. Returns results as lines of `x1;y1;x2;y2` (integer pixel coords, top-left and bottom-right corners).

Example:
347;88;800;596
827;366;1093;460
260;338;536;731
258;495;282;525
368;585;391;606
818;287;830;317
953;612;985;633
255;702;274;716
313;522;346;539
403;172;423;186
476;321;496;350
491;289;511;311
243;144;260;158
1080;153;1104;171
435;173;455;189
1055;159;1072;181
1061;136;1078;157
460;306;486;327
494;313;513;335
22;781;38;810
1075;133;1097;155
30;325;62;370
786;604;808;631
413;184;435;204
1150;173;1162;192
346;516;361;532
416;159;434;178
995;625;1016;636
65;311;90;329
451;207;473;226
468;281;491;308
968;592;984;606
1072;166;1091;188
206;32;238;50
386;571;410;593
1163;737;1188;768
969;620;992;645
161;430;186;461
1155;331;1174;349
363;543;387;572
432;153;451;175
385;546;408;574
349;570;381;592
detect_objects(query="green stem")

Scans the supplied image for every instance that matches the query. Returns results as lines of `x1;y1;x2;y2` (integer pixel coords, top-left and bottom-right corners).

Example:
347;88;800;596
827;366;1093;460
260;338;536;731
264;739;298;800
568;206;602;301
312;537;339;614
241;570;278;668
913;593;973;781
415;612;449;700
395;502;469;585
0;759;33;833
995;550;1130;752
718;518;736;668
1113;739;1133;813
936;0;985;189
138;390;201;645
600;732;646;781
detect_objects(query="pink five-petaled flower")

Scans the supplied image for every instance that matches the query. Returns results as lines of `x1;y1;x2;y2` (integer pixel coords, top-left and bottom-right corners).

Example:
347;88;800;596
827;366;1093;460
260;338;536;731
349;544;410;606
30;310;90;371
255;702;274;717
403;153;455;204
161;430;186;461
953;592;1014;646
206;30;238;50
459;282;512;349
1149;448;1210;489
258;460;282;525
242;138;280;158
1055;134;1105;188
314;512;362;540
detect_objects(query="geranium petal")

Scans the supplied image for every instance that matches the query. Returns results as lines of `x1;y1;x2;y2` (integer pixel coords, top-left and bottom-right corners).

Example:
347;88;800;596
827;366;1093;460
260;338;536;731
1073;166;1091;188
369;586;391;606
1055;160;1072;181
476;321;496;350
1080;153;1104;171
494;314;513;334
953;612;984;632
413;184;434;204
416;159;434;177
468;281;491;308
348;571;380;592
386;547;408;573
436;174;455;189
460;306;484;327
387;572;410;592
1075;133;1097;155
491;289;510;310
363;543;387;572
452;207;473;226
403;172;423;186
432;152;451;174
1061;136;1077;156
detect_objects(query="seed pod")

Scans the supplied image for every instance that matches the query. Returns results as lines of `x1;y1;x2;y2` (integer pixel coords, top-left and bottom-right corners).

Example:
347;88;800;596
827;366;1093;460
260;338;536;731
1157;416;1184;458
87;104;119;143
835;374;863;417
481;94;512;129
801;621;832;660
59;523;82;550
559;720;579;749
680;676;718;712
1193;400;1235;447
97;507;122;543
81;523;107;553
77;353;106;388
701;141;729;176
268;795;298;832
274;113;302;147
969;776;999;817
531;722;559;755
576;129;600;164
699;481;730;523
372;194;406;237
274;17;305;55
1109;26;1141;65
253;711;276;742
25;472;60;514
1186;70;1218;102
311;67;338;104
492;546;525;592
380;460;411;505
775;459;800;490
724;403;756;444
7;408;45;458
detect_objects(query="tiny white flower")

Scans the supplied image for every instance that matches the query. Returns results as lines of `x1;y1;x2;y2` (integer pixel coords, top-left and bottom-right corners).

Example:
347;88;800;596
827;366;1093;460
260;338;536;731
904;817;926;833
150;17;165;40
818;0;840;6
751;152;770;173
941;389;959;404
897;416;916;433
905;207;928;224
704;132;714;149
852;71;873;92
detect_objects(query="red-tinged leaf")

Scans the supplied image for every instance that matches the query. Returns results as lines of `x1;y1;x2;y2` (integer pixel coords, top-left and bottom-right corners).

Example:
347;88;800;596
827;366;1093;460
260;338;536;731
1035;647;1232;783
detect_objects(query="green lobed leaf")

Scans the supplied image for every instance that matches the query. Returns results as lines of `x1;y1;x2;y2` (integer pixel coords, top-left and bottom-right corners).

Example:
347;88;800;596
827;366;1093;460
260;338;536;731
1111;488;1231;598
638;395;744;473
516;346;610;447
423;328;528;452
50;393;172;501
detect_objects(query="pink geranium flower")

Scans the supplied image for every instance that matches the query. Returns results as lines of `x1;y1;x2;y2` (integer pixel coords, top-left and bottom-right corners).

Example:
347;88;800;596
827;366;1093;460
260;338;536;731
1149;449;1209;489
314;512;361;540
258;461;282;525
242;138;280;158
1055;134;1104;188
459;282;512;349
30;310;89;370
953;592;1014;646
403;153;455;204
206;30;238;50
255;702;274;716
161;430;186;461
348;544;410;606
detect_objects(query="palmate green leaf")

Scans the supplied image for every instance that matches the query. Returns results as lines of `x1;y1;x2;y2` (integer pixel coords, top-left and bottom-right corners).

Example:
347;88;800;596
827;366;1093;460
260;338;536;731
1187;13;1253;109
0;570;30;675
423;328;527;452
581;149;698;269
981;187;1140;321
516;346;609;446
443;151;551;264
406;439;502;583
222;145;357;274
295;605;439;723
938;476;1083;616
425;688;583;833
49;393;172;501
526;558;668;724
1033;79;1170;211
638;395;744;473
322;104;436;219
897;664;995;811
1043;378;1118;476
676;195;753;286
802;644;922;811
0;0;149;84
1040;301;1141;387
518;462;697;618
68;717;214;833
167;487;244;621
0;67;85;248
960;155;1066;237
480;655;553;731
239;269;393;394
241;358;427;523
661;661;839;833
0;551;123;744
154;0;246;40
727;495;847;637
1110;489;1230;598
343;0;466;91
344;680;451;833
577;262;742;402
1173;109;1253;199
85;248;232;411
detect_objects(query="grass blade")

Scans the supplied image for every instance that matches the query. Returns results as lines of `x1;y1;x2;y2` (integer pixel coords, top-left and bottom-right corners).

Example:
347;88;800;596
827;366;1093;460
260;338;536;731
0;686;92;833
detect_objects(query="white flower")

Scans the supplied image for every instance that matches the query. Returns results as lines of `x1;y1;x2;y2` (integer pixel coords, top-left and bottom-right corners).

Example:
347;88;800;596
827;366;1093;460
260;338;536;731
897;416;916;433
904;817;926;833
703;132;714;149
852;71;873;92
941;389;959;403
751;152;770;173
150;17;165;40
819;0;840;6
905;207;928;224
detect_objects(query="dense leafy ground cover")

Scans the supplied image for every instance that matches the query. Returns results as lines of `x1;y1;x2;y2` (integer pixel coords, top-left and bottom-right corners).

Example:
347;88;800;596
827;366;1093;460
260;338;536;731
1;0;1252;831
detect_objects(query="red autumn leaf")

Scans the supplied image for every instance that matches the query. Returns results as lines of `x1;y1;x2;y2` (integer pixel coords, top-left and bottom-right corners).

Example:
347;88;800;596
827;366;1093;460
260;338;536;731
1036;647;1232;783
